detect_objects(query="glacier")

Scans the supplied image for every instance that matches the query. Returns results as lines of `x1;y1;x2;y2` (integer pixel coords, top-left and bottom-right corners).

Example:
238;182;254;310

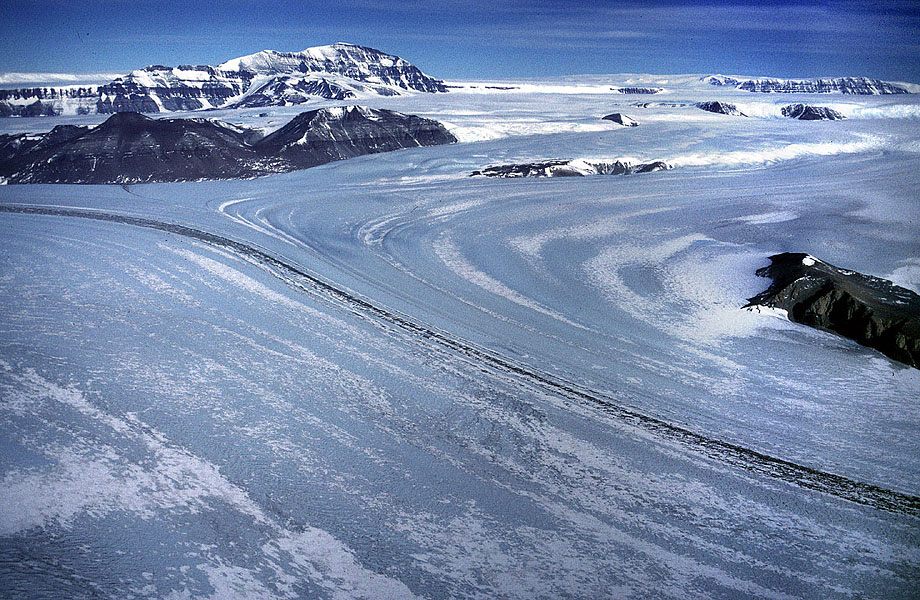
0;72;919;599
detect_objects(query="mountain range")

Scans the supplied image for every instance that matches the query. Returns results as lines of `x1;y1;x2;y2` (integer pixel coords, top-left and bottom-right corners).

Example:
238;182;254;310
0;43;447;117
702;75;910;94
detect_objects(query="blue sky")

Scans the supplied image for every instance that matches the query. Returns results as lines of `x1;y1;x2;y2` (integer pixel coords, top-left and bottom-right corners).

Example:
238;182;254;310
1;0;919;81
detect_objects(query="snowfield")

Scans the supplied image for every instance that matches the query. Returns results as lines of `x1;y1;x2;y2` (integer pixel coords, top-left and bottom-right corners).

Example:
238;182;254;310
1;74;919;599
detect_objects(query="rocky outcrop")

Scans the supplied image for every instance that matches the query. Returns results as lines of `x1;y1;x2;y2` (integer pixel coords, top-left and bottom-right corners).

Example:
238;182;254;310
613;87;662;94
0;124;90;162
632;101;691;108
471;159;670;178
696;101;747;116
781;104;846;120
252;106;457;168
704;75;909;95
745;253;920;369
0;43;448;117
228;76;355;108
0;106;456;183
0;112;267;183
602;113;639;127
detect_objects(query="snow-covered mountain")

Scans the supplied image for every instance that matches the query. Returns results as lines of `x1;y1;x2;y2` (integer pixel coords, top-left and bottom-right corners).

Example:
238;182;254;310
0;43;448;117
702;75;910;94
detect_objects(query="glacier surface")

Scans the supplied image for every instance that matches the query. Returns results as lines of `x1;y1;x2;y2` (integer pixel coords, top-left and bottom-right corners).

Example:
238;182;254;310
0;73;919;599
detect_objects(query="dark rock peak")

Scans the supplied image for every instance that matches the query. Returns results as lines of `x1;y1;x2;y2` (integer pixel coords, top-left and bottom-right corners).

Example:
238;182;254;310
781;104;846;120
0;107;456;184
696;101;747;116
746;253;920;369
254;106;456;167
602;113;639;127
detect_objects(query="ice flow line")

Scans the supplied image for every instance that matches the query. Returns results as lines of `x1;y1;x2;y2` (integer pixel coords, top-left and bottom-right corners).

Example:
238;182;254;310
2;203;918;518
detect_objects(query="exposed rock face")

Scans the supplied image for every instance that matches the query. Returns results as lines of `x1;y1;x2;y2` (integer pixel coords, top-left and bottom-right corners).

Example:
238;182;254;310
0;107;456;183
613;87;662;94
602;113;639;127
0;112;267;183
696;101;747;116
0;86;100;116
745;253;920;369
230;77;355;108
781;104;846;120
704;75;909;95
0;43;448;117
252;106;457;168
471;159;671;178
0;124;90;161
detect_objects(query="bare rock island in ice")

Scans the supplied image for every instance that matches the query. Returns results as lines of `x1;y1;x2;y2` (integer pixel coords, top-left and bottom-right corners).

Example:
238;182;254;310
602;112;639;127
472;158;670;178
0;42;447;117
746;253;920;369
781;104;846;120
612;87;663;94
696;101;748;116
0;106;457;183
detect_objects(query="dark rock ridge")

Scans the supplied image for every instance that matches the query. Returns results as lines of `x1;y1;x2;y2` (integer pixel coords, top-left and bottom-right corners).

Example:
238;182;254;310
613;87;662;94
745;253;920;369
703;75;909;95
0;106;456;184
471;159;670;178
0;124;90;161
0;43;448;117
781;104;846;120
696;101;747;116
602;113;639;127
253;106;457;168
632;101;691;108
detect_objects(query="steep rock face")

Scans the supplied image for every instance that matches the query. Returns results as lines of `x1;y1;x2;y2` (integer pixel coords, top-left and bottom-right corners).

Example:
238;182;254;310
602;113;639;127
696;101;747;116
253;106;456;168
746;253;920;369
0;112;267;183
781;104;846;120
218;43;448;93
704;75;909;95
0;86;100;116
0;106;457;183
0;43;448;116
0;124;91;163
471;159;671;178
230;76;355;108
